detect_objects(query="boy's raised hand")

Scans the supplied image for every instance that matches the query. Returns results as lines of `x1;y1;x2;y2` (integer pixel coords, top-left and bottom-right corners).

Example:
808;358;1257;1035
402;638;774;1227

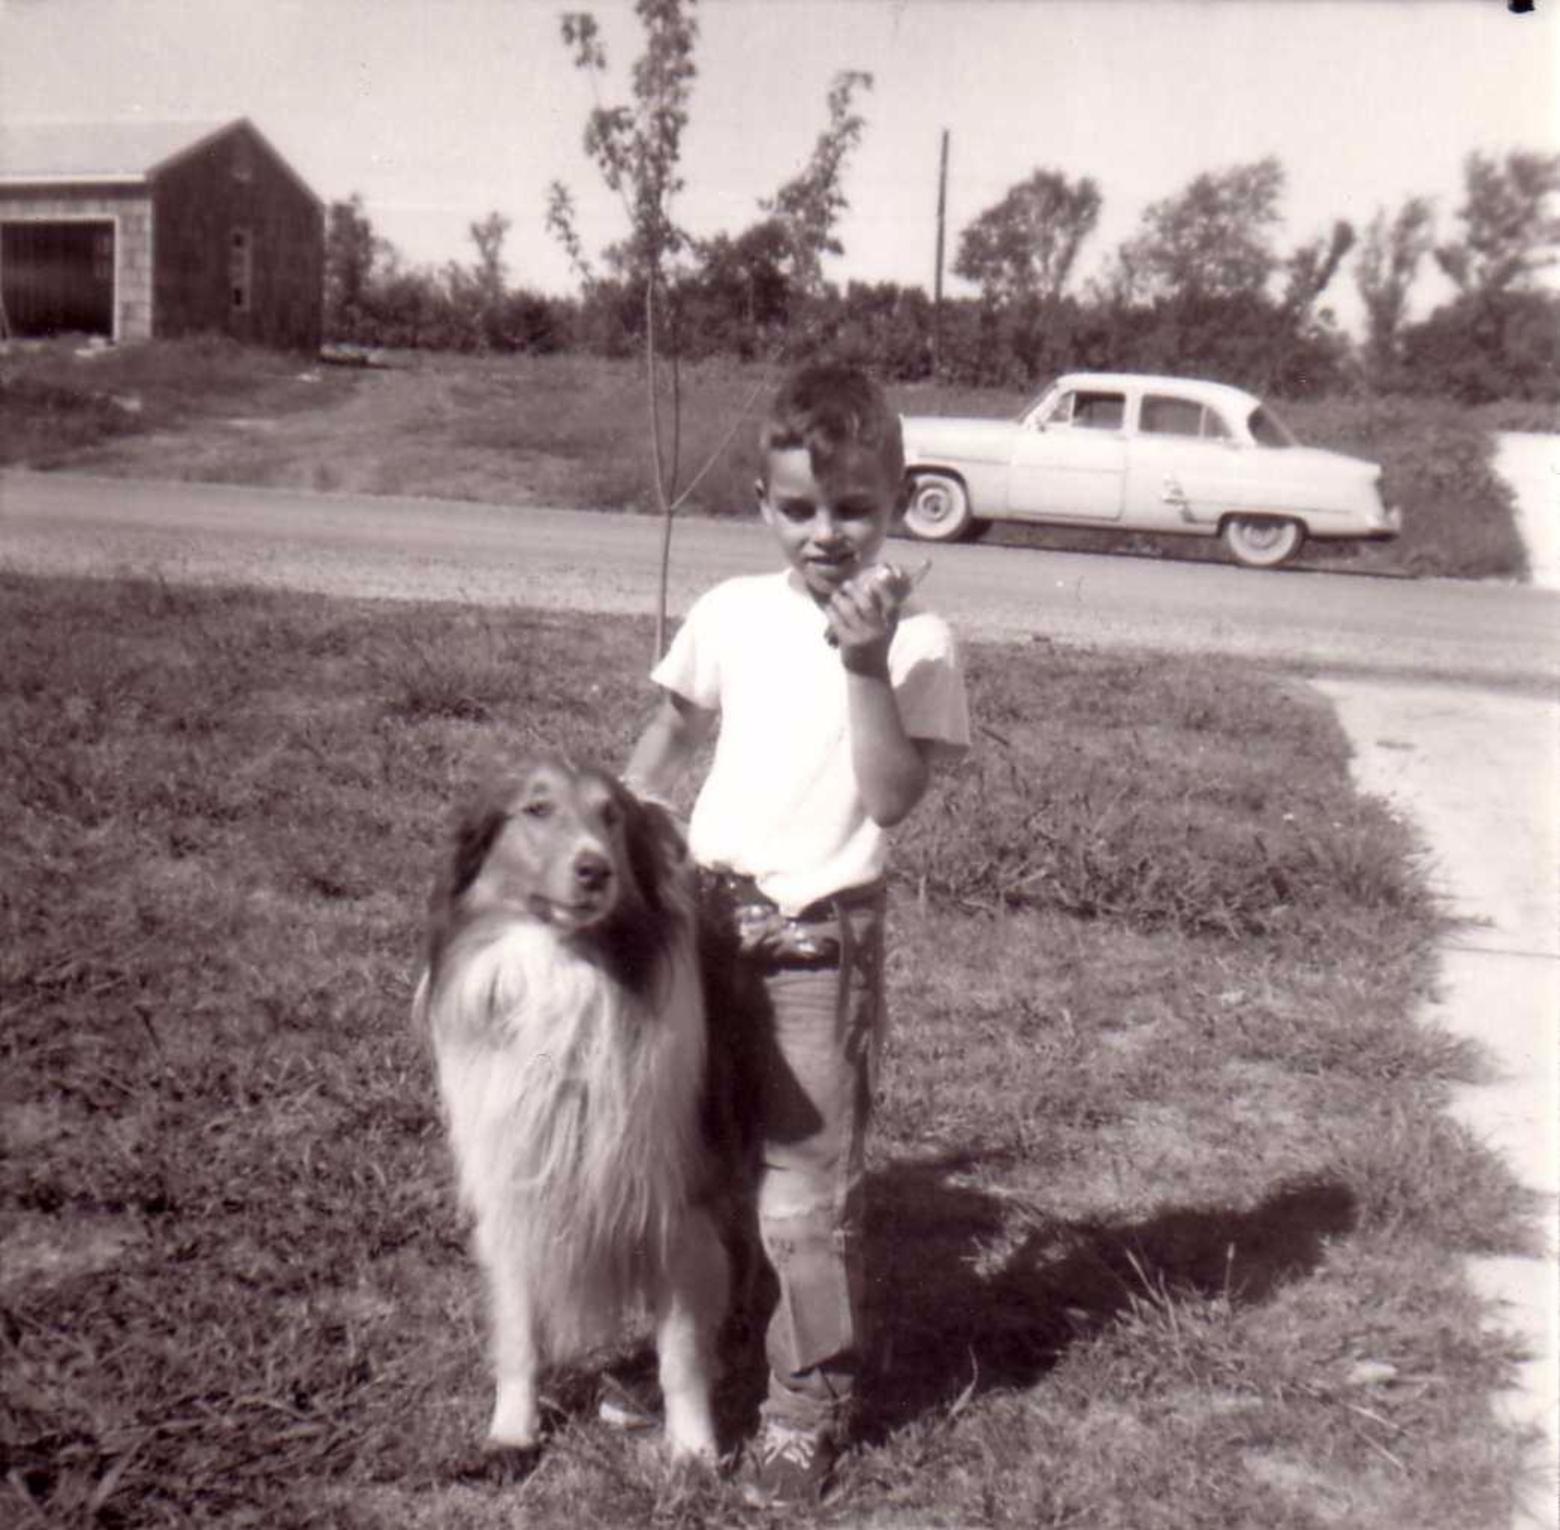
825;562;927;673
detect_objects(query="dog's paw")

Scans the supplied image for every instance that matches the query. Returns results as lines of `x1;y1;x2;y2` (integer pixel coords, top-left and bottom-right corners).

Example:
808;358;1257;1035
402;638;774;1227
487;1384;542;1451
663;1410;719;1463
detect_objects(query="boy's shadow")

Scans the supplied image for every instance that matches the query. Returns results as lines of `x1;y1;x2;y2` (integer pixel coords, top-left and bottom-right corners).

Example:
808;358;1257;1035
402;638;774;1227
604;1150;1354;1453
850;1151;1358;1440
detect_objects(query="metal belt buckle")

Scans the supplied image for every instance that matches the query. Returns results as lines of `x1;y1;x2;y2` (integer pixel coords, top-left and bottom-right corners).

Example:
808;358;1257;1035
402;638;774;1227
735;902;840;966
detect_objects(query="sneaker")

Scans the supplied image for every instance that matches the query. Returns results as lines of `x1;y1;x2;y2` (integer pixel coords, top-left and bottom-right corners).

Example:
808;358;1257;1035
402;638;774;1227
596;1374;660;1433
741;1419;837;1507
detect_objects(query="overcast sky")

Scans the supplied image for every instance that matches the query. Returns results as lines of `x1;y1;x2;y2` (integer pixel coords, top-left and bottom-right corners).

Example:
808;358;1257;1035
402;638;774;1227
3;0;1555;329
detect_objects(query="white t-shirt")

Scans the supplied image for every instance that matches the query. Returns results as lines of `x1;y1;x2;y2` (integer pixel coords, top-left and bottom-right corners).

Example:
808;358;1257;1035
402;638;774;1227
651;569;971;915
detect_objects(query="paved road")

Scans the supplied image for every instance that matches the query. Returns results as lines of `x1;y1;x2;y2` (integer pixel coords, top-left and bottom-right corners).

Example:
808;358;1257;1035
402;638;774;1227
3;470;1557;691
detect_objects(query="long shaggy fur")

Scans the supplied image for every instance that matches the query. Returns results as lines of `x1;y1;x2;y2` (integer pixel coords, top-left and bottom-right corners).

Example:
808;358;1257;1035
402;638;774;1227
414;759;727;1457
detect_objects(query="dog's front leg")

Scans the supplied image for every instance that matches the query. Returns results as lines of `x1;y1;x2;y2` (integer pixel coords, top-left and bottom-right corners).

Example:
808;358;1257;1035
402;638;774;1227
655;1206;728;1460
477;1220;542;1449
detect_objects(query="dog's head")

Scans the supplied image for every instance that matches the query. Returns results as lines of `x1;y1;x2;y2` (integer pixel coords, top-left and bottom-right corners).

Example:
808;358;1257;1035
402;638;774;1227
427;758;691;985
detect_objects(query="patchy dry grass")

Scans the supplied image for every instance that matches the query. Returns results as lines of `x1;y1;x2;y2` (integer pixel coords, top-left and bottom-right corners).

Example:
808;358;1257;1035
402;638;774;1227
0;571;1541;1528
0;343;766;511
0;336;357;473
0;341;1535;581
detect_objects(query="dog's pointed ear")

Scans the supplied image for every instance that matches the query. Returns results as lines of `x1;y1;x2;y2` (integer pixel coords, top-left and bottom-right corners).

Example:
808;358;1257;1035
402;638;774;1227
449;799;509;900
435;775;518;910
424;780;517;975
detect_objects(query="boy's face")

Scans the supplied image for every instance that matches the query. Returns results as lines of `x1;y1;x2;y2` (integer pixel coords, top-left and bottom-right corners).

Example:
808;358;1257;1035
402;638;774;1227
757;444;900;603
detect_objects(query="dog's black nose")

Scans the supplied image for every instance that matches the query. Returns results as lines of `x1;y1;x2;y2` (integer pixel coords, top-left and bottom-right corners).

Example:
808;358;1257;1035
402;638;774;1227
573;850;613;891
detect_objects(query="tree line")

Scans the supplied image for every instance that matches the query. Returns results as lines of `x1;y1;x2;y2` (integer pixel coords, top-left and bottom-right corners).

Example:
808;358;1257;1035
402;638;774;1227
323;13;1557;404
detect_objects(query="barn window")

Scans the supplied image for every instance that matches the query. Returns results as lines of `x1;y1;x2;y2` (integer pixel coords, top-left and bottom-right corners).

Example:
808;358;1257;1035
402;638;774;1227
232;141;254;183
230;227;253;312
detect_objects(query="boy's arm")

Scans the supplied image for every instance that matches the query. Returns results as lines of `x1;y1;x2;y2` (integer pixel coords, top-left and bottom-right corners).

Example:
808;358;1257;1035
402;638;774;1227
844;669;934;827
623;689;716;805
827;582;933;828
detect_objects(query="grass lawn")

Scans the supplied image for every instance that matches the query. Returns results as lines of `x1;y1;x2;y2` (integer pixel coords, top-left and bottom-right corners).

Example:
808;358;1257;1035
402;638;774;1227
0;570;1543;1528
0;338;1542;581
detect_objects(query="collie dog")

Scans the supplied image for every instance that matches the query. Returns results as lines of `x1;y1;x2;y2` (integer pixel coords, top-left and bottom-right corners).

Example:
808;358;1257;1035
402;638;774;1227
414;759;728;1460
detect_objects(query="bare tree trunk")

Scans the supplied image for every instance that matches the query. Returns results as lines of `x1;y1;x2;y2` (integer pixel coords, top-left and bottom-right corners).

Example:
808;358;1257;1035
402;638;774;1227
645;277;674;660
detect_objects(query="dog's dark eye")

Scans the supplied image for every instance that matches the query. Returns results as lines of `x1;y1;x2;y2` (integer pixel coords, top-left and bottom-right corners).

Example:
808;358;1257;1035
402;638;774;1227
521;800;553;820
599;802;623;831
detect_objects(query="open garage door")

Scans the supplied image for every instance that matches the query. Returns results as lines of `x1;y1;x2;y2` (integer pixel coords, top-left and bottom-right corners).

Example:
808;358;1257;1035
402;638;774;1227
1;221;115;338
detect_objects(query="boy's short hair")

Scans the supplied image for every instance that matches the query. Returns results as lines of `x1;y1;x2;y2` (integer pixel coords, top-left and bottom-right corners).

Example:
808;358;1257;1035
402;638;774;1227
760;362;905;488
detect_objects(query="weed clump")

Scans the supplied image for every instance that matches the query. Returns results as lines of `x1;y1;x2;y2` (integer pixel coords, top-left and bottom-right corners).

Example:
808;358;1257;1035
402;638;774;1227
1284;393;1529;580
0;373;141;465
898;646;1436;943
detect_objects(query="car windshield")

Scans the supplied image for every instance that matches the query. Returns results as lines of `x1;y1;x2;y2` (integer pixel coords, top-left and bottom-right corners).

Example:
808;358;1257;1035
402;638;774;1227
1247;404;1298;448
1021;385;1058;424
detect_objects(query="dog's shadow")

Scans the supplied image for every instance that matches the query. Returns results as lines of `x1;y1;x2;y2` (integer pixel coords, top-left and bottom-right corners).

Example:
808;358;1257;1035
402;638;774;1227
845;1151;1357;1439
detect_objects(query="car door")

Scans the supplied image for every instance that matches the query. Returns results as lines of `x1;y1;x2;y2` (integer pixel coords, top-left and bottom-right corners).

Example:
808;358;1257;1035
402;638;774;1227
1006;387;1128;521
1124;393;1238;529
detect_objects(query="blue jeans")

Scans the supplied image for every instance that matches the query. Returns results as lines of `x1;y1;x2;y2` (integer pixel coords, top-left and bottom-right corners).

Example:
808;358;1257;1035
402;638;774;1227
703;876;886;1438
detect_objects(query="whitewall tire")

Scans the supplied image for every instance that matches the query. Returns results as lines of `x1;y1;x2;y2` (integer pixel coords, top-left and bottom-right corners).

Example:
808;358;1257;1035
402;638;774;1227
904;473;975;542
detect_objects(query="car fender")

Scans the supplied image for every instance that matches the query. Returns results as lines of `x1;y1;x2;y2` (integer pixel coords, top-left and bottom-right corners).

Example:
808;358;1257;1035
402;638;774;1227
905;458;1009;516
901;416;1020;466
1199;449;1381;525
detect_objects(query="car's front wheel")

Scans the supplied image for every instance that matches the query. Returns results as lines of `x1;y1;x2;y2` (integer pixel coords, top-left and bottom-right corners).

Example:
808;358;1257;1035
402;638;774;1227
1221;514;1304;568
904;473;975;542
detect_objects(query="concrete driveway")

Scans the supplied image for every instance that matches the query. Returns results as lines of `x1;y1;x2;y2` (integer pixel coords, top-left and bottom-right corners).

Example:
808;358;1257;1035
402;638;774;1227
1317;680;1559;1527
1317;434;1559;1528
1498;433;1560;594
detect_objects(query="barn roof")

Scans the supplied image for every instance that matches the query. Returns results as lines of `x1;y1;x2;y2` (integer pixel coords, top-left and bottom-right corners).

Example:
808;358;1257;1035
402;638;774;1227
0;118;321;205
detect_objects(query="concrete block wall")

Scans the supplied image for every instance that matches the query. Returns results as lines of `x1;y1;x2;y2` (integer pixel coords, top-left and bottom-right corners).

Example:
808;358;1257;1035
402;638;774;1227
115;200;154;341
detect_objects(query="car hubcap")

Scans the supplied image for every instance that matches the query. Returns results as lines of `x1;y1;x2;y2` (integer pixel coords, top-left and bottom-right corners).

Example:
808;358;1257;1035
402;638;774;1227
1239;520;1290;551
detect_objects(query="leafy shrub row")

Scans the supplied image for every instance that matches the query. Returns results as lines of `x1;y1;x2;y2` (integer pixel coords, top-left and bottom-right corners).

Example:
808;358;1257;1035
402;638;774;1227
328;273;1559;407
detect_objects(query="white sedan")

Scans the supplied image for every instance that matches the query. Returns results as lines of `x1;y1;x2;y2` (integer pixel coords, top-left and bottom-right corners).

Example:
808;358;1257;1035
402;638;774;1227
900;372;1401;567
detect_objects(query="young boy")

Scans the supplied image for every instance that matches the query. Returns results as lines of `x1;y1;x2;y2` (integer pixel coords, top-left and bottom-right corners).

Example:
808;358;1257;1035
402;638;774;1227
624;361;970;1504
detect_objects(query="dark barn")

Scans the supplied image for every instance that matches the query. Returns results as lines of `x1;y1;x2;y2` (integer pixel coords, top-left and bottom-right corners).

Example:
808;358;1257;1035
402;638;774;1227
0;118;323;350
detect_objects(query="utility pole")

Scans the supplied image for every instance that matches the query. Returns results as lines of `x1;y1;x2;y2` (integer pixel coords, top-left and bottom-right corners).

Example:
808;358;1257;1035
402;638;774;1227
932;127;948;377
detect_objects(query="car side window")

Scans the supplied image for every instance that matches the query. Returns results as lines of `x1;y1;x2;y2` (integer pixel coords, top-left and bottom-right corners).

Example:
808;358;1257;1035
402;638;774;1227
1140;395;1204;437
1248;406;1296;448
1071;390;1125;430
1201;407;1231;441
